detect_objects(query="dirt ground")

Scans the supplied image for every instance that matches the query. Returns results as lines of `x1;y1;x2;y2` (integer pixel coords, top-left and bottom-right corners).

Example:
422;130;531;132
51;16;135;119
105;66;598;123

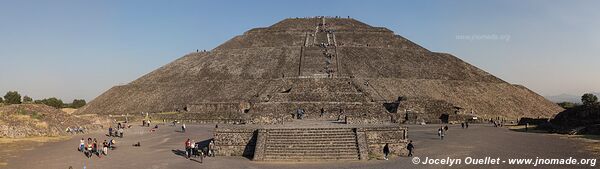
2;123;598;169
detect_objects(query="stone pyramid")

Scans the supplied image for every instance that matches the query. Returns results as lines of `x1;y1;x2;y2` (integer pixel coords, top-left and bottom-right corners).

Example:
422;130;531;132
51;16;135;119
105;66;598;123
76;17;563;124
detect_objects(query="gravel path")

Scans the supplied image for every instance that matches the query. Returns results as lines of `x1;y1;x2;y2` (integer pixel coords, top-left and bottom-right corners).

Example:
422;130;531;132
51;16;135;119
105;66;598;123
4;123;598;169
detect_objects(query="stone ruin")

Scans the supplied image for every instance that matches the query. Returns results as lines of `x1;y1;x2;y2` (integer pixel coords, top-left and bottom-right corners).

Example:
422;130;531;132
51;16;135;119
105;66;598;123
73;16;566;161
76;16;562;124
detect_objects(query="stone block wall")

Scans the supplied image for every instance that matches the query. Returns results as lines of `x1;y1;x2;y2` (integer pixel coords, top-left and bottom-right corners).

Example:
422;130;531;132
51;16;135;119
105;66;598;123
357;126;409;159
213;127;257;158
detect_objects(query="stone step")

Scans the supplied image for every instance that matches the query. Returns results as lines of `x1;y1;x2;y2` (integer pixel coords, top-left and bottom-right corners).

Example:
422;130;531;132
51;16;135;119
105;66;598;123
265;151;358;156
267;139;357;144
263;155;359;161
267;137;356;142
265;149;358;154
267;135;355;139
267;129;354;132
268;132;355;136
264;146;358;151
266;143;358;148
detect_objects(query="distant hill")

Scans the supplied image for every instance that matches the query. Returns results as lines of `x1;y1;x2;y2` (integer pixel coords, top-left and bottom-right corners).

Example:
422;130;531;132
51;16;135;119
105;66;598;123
545;92;600;103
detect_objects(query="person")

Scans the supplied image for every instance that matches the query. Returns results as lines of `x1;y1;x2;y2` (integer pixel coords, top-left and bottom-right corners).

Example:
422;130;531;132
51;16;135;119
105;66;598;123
461;123;465;129
190;140;196;157
440;129;445;140
320;108;325;117
525;123;529;132
147;120;151;127
79;138;85;152
108;126;113;137
118;128;124;138
296;108;302;119
182;123;186;133
185;139;192;159
196;142;204;163
438;127;444;140
117;122;122;129
86;138;93;158
142;120;146;127
208;140;215;157
383;143;390;160
337;109;345;121
108;139;116;150
407;140;414;157
465;122;469;128
102;140;109;156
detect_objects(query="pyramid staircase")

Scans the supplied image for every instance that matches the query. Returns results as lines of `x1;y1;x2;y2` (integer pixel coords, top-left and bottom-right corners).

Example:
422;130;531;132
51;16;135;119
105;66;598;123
257;128;362;161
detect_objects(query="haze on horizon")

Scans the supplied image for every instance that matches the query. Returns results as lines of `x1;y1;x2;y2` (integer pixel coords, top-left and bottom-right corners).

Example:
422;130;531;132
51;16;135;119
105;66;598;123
1;0;599;102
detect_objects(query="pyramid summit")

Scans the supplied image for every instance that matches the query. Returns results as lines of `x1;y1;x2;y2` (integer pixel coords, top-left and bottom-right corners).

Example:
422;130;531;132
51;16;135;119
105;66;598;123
76;17;562;124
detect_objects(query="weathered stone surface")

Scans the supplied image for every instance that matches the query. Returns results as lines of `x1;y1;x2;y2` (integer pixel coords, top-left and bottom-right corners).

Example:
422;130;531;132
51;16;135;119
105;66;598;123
215;124;408;161
77;17;562;124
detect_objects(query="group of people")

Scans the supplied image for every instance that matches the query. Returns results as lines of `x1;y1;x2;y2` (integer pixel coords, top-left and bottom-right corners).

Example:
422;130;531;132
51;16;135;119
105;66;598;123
295;108;306;119
438;125;449;140
108;125;125;138
461;122;470;129
78;137;115;158
184;138;215;162
382;140;414;160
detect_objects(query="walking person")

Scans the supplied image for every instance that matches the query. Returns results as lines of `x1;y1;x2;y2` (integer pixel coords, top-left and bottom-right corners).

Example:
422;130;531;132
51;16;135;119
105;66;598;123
407;140;414;157
383;143;390;160
184;139;192;159
118;127;124;138
182;123;186;133
190;140;196;158
208;140;215;157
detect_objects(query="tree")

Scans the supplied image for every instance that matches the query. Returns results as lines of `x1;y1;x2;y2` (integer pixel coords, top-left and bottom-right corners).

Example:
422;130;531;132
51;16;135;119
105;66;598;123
40;97;64;108
71;99;86;108
23;95;33;103
581;93;598;106
557;102;578;109
3;91;22;104
0;97;3;103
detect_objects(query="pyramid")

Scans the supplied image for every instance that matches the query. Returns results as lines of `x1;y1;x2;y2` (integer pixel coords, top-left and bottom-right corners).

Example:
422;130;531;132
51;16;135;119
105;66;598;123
76;17;563;124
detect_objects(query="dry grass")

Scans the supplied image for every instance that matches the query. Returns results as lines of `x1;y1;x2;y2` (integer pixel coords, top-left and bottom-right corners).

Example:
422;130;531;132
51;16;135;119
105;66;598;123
562;135;600;155
507;124;548;133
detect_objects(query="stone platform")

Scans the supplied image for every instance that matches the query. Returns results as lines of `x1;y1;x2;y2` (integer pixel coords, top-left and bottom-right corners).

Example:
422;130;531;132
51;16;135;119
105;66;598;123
213;120;409;161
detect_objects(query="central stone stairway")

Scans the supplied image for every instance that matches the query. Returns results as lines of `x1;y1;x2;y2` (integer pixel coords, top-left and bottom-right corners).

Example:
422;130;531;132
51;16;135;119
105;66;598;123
261;128;361;161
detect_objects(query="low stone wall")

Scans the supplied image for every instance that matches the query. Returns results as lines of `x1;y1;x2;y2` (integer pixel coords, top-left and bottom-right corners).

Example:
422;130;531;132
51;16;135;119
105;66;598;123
213;125;408;160
359;126;409;159
213;127;257;158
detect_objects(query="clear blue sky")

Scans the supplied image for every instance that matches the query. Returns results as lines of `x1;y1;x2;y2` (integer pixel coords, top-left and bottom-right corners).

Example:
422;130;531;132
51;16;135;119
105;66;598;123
1;0;599;102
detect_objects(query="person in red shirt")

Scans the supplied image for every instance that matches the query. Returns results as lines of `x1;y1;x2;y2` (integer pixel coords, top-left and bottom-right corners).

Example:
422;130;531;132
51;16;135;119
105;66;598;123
185;139;192;159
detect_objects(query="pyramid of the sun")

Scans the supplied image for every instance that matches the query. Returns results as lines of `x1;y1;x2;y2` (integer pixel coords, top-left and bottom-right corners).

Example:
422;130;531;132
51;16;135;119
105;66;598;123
76;17;563;124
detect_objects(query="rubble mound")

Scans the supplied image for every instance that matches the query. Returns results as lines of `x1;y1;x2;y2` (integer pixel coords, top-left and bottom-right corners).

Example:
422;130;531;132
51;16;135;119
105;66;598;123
0;104;100;138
